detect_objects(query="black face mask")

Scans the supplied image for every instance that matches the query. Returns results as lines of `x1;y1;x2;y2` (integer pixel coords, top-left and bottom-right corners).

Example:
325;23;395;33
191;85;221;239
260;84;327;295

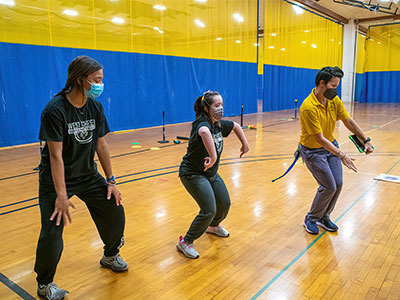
324;88;337;100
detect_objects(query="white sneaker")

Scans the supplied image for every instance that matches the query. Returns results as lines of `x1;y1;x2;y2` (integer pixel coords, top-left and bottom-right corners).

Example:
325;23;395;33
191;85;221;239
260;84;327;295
100;253;129;272
206;225;230;237
37;282;69;300
176;236;199;259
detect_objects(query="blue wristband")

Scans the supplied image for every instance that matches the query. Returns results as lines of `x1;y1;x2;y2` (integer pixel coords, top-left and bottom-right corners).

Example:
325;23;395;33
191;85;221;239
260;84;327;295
107;175;116;183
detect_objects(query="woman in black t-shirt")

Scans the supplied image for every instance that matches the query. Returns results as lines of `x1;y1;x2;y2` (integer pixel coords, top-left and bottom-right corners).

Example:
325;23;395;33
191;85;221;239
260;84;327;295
34;56;127;300
176;91;249;259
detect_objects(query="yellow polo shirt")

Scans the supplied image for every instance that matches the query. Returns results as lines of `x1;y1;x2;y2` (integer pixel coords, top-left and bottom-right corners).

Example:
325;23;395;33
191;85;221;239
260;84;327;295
300;89;350;149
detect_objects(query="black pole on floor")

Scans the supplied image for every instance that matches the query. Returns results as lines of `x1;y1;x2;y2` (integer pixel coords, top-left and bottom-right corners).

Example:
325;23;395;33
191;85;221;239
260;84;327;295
158;111;169;144
176;136;190;140
294;99;298;119
241;104;246;128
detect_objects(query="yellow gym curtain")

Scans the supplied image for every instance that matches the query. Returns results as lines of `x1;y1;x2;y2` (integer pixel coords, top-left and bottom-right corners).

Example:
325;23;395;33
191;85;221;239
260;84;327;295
365;23;400;72
262;0;344;111
356;23;400;103
263;0;343;70
0;0;257;63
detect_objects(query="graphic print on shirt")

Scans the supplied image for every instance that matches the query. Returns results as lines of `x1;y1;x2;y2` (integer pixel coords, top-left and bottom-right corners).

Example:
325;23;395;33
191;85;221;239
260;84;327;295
67;119;96;144
213;132;223;154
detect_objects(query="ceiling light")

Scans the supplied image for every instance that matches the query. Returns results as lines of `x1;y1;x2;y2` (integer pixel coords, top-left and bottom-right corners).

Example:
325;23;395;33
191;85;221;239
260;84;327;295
153;27;163;33
301;41;306;44
293;6;304;14
195;0;207;2
311;44;317;48
0;0;15;6
235;40;242;43
112;17;125;24
271;33;277;36
63;9;78;16
280;48;286;51
330;39;335;42
216;37;222;40
253;43;259;46
304;30;310;33
233;13;244;22
269;46;274;49
153;5;166;10
194;19;205;27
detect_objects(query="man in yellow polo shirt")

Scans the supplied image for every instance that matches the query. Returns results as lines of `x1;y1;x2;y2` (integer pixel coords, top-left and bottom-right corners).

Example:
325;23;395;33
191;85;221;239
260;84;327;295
300;66;374;235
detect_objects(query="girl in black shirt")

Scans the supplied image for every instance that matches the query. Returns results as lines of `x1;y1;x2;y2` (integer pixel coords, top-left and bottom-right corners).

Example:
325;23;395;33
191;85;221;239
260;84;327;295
35;56;127;300
177;91;249;259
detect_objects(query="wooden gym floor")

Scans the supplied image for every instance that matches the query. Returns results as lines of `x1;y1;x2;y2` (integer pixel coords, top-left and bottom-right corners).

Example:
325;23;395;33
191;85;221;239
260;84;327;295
0;103;400;300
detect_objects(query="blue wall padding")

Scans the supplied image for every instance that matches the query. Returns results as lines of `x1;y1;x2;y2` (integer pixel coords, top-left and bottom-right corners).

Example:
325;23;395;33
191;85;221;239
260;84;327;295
263;64;342;111
357;71;400;103
257;74;263;100
354;73;366;102
0;42;257;147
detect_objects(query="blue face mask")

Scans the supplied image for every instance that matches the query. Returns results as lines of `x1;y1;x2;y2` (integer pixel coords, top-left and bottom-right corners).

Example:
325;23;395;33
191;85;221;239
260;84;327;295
84;80;104;99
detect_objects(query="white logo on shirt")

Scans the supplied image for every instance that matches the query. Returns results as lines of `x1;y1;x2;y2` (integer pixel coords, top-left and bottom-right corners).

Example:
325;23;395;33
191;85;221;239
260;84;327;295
213;132;223;154
67;119;96;144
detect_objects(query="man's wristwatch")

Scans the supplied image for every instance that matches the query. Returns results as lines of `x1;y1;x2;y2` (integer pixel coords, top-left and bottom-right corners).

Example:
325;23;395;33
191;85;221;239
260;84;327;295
363;137;371;144
107;175;116;184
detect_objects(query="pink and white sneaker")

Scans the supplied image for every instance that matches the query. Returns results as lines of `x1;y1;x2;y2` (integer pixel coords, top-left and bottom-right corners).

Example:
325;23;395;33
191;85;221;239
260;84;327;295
176;236;199;259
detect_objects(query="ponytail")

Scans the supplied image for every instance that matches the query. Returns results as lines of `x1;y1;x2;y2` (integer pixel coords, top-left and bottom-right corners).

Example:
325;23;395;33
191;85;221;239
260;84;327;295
55;86;71;96
56;55;102;96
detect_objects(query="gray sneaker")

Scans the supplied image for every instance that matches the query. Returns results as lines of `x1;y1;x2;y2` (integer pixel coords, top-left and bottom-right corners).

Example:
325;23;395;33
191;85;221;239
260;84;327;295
100;253;129;272
176;236;199;259
206;225;230;237
37;282;69;300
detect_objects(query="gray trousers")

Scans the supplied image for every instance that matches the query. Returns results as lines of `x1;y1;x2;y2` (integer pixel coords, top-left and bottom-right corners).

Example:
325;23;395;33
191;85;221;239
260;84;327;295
300;140;343;221
180;173;231;244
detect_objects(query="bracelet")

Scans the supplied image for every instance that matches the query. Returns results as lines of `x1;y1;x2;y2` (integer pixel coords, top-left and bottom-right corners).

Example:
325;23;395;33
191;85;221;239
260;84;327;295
107;175;116;184
337;150;346;159
363;137;371;144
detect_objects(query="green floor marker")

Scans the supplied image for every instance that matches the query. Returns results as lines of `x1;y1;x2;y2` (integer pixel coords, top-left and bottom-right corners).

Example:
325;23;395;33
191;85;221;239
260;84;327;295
131;142;141;145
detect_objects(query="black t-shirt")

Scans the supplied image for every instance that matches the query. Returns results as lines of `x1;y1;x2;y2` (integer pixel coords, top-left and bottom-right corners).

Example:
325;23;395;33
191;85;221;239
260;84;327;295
39;93;110;180
179;116;234;177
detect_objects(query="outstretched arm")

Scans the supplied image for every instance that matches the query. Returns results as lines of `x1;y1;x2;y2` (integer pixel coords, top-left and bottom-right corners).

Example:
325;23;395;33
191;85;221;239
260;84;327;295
342;117;374;154
314;132;357;172
232;122;249;158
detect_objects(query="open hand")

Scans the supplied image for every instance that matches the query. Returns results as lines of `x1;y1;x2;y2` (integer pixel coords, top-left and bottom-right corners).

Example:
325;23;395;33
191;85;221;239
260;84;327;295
50;196;76;226
107;184;122;206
